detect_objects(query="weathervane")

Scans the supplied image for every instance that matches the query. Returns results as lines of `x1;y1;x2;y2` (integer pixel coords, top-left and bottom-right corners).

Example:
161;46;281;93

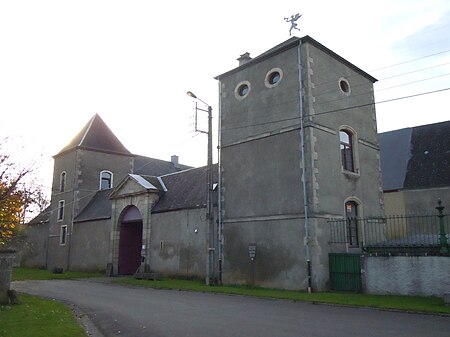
284;13;302;36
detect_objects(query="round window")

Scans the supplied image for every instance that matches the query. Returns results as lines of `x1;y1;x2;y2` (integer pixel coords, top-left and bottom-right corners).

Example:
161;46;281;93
269;72;280;85
339;78;351;94
265;68;283;88
234;81;251;100
238;84;249;96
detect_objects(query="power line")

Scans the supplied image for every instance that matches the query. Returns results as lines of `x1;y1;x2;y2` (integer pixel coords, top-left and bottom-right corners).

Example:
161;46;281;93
310;48;450;90
379;61;450;80
218;59;450;126
311;87;450;118
308;63;450;105
222;86;450;132
376;72;450;92
370;49;450;72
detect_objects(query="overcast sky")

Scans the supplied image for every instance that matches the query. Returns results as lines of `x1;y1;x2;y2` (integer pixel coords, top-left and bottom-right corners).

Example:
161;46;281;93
1;0;449;197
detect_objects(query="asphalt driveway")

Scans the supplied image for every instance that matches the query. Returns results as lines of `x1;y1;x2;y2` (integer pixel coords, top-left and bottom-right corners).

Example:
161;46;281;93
13;279;450;337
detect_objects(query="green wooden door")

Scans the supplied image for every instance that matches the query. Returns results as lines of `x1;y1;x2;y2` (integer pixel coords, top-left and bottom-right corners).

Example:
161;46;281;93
329;253;362;291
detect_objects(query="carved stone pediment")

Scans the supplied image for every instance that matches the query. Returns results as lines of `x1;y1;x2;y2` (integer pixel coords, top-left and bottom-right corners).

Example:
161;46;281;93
110;174;163;199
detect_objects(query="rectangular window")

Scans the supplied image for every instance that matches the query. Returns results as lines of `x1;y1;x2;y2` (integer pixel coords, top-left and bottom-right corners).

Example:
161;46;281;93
58;200;65;221
340;130;355;172
100;171;113;190
60;225;67;245
345;201;359;246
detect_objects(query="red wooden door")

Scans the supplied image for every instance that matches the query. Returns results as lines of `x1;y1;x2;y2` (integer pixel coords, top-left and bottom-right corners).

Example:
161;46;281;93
118;221;143;275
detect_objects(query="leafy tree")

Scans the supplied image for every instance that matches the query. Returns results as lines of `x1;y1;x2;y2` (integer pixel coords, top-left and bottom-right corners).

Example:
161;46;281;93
0;142;47;245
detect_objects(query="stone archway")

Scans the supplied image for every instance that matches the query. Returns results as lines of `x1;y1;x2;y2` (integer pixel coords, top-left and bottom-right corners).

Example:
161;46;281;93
118;206;143;275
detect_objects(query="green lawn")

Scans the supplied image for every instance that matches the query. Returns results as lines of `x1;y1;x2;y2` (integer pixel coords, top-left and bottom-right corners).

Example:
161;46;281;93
0;294;86;337
13;267;103;281
115;277;450;315
1;268;103;337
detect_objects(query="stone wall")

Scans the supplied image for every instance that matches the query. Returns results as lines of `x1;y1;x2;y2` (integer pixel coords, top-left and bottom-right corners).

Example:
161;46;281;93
363;255;450;296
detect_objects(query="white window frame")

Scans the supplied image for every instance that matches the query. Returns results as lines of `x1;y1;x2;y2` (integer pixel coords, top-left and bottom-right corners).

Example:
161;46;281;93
99;170;113;190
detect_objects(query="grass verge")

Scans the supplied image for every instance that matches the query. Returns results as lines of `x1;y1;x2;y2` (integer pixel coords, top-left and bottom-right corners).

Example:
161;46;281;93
13;267;103;281
114;277;450;315
0;294;86;337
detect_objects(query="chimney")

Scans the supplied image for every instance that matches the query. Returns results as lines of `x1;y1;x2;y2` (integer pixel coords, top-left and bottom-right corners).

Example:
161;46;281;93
237;52;252;66
171;155;180;168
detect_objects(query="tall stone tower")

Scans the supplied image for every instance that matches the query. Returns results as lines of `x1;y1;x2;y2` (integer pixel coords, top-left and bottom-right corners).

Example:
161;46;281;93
47;114;134;270
216;36;383;290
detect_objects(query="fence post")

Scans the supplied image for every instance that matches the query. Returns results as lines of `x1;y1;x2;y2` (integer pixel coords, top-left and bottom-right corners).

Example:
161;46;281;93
436;200;448;254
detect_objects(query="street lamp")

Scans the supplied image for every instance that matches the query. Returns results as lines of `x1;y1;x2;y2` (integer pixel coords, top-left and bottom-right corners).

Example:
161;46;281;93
187;91;215;285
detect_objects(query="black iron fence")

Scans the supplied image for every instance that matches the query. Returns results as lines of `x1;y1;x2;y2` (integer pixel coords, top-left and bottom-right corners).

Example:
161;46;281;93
329;213;449;254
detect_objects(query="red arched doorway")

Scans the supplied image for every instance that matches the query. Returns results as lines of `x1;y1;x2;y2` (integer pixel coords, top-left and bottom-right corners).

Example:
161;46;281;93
118;206;143;275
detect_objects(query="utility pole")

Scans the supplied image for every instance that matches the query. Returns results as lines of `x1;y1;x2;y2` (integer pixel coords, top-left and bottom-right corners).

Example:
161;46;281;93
187;91;215;285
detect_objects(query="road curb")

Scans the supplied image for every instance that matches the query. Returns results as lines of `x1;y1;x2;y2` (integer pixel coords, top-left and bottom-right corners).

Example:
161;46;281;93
69;303;105;337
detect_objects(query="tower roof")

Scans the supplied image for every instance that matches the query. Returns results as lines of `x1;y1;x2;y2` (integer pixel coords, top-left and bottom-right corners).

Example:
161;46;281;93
215;35;377;83
55;114;132;157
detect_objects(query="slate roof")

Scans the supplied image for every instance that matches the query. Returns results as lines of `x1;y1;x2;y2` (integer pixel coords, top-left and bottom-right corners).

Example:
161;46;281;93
28;206;51;225
151;164;218;213
133;155;191;176
72;165;217;221
379;120;450;191
55;114;132;157
379;127;412;191
73;189;113;223
215;35;377;83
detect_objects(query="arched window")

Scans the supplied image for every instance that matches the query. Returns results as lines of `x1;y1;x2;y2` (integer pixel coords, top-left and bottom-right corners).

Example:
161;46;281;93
59;171;66;192
57;200;65;221
100;170;113;190
345;201;359;246
340;130;355;172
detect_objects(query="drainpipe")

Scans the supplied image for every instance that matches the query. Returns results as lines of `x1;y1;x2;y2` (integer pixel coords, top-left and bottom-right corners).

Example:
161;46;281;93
297;38;312;293
217;80;223;285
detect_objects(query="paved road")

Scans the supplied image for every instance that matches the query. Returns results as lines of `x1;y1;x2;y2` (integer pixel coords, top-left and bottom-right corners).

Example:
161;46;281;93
13;279;450;337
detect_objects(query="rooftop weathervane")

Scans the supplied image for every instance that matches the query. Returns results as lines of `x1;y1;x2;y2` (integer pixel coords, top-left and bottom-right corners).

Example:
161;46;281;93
284;13;302;36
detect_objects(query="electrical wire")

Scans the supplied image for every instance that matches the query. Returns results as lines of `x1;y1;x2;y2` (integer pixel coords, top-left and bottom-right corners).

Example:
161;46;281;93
29;36;450;219
222;86;450;132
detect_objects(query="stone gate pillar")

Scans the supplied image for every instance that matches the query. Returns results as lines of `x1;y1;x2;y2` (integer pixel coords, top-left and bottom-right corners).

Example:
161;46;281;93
0;249;15;304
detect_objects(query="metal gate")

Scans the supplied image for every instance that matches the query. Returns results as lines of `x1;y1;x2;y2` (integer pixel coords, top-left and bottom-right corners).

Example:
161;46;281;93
329;253;362;291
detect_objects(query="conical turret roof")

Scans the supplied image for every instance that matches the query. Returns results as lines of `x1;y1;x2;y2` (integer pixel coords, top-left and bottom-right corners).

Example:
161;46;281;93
55;114;132;157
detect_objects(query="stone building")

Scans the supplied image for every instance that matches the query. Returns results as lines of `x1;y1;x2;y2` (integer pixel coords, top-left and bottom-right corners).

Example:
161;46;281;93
26;114;214;279
24;36;384;291
216;36;383;290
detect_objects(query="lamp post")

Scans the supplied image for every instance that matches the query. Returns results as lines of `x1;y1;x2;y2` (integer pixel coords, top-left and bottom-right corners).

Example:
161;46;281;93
187;91;215;285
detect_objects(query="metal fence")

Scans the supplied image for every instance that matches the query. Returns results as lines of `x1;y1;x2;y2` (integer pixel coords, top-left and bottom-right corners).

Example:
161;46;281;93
329;213;450;253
